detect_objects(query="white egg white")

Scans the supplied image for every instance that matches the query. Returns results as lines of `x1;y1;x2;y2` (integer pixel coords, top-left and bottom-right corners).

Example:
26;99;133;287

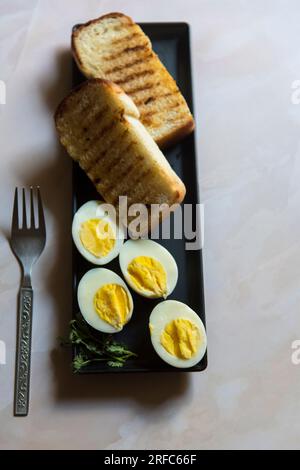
149;300;207;368
77;268;133;333
72;200;124;265
119;239;178;298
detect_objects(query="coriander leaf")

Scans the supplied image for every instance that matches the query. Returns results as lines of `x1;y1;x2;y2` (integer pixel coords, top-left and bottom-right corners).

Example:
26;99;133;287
107;360;124;368
59;315;137;372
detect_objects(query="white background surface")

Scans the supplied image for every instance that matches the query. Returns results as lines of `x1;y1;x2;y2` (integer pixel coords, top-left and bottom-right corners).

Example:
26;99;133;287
0;0;300;450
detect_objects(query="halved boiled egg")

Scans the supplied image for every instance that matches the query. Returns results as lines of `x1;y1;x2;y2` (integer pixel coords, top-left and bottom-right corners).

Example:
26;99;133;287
149;300;207;368
77;268;133;333
72;200;124;265
119;239;178;299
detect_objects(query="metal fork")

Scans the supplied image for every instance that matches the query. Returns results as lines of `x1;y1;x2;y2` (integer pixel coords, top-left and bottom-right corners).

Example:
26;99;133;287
10;187;46;416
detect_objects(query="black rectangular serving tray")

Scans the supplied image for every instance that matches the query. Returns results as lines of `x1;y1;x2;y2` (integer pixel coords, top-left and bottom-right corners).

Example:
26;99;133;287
72;22;207;373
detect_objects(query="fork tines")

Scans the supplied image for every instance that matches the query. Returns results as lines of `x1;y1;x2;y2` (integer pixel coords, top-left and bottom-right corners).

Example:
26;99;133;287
12;187;45;234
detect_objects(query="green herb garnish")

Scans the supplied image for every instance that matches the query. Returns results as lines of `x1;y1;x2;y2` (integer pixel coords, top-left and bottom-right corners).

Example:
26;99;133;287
59;314;137;372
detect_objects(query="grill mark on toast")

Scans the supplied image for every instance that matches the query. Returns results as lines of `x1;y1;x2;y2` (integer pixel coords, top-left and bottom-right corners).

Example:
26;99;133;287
81;117;112;147
111;31;140;45
96;120;116;140
91;105;110;122
140;112;157;125
104;148;145;203
144;110;191;131
141;101;181;120
127;82;156;96
112;23;135;33
126;167;152;203
167;101;181;110
85;129;128;174
109;167;136;205
85;147;109;173
134;90;180;107
141;118;154;126
104;54;153;75
81;105;109;131
104;43;149;61
123;43;149;54
167;111;192;121
144;96;155;105
82;119;117;159
115;162;134;188
141;109;157;118
115;69;155;86
88;131;130;182
104;141;135;176
126;168;152;204
72;101;92;120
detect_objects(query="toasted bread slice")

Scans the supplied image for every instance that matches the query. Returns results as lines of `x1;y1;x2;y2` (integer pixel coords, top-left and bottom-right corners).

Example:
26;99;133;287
54;79;186;233
72;12;195;148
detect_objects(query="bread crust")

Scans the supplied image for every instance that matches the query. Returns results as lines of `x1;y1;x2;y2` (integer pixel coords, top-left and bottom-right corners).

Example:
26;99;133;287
72;13;132;73
71;12;195;149
156;116;195;149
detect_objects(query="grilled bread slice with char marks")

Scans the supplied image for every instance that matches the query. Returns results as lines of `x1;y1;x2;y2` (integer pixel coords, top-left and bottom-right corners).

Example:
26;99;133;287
72;12;195;148
54;79;186;233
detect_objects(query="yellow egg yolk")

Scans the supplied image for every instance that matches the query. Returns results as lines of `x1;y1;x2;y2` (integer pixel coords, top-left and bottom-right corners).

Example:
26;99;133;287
79;218;115;258
160;318;201;359
127;256;167;297
93;283;130;329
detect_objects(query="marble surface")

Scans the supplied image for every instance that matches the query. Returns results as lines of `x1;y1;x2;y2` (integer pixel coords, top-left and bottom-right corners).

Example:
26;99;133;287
1;0;300;450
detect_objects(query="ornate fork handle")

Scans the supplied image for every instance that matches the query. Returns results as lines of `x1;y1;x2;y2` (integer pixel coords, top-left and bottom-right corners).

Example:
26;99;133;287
11;187;46;416
14;287;33;416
